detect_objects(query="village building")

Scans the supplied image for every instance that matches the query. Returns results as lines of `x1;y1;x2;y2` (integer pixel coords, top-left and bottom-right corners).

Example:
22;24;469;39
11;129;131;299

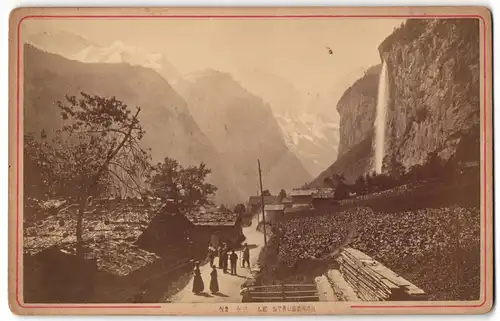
264;204;285;223
23;196;251;304
135;209;194;259
281;196;293;208
289;189;316;205
23;200;191;303
185;207;245;252
247;195;278;213
283;203;315;219
311;188;338;212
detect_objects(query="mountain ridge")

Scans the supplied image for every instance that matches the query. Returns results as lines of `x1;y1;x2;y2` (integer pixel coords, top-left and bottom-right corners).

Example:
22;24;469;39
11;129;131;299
24;43;241;204
176;68;313;196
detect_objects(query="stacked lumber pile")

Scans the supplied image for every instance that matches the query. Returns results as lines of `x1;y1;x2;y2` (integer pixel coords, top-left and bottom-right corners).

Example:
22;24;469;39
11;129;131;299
335;247;428;301
326;269;360;301
314;275;337;302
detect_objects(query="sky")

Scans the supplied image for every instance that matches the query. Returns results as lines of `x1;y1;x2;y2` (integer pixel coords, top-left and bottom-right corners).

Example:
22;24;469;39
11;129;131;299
22;18;403;98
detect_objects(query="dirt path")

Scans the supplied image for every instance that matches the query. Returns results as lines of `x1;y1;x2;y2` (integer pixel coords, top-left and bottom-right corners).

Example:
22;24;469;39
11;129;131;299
169;214;265;303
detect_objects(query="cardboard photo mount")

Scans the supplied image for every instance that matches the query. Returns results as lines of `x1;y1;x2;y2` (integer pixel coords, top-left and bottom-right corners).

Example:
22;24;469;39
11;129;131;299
8;6;494;316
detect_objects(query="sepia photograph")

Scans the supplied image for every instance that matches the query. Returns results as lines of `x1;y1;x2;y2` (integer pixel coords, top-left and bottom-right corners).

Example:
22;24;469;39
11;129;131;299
8;6;493;315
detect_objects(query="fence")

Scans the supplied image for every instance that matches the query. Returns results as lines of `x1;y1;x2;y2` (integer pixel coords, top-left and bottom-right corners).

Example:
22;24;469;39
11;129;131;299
242;283;319;302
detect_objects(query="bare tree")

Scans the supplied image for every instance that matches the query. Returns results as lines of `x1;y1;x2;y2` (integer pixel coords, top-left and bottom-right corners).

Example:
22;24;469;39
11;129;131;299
31;93;151;256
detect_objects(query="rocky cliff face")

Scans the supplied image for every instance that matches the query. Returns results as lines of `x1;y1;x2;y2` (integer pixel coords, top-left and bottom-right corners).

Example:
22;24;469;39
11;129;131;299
380;19;480;169
336;64;381;158
309;66;380;186
312;18;480;186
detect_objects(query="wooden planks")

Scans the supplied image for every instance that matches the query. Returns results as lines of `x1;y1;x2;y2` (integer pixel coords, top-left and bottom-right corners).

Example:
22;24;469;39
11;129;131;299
326;269;360;301
335;247;428;301
315;275;337;302
244;284;320;302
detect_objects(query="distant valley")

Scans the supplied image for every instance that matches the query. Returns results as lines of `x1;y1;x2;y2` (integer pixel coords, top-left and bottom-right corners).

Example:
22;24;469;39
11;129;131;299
23;32;345;203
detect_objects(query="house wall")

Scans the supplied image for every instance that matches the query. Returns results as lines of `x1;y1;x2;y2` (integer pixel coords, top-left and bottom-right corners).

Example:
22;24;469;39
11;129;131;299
92;257;193;303
189;224;244;258
23;251;97;303
312;198;339;214
135;214;192;258
265;209;284;223
291;195;313;204
249;204;260;213
26;251;194;304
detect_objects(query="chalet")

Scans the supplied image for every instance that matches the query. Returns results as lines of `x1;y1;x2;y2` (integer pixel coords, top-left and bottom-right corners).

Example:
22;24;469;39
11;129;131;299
311;188;338;210
23;200;191;303
313;188;335;199
247;195;278;213
185;207;244;252
281;196;293;208
24;247;96;303
264;204;285;223
289;189;316;205
283;203;315;219
135;210;193;258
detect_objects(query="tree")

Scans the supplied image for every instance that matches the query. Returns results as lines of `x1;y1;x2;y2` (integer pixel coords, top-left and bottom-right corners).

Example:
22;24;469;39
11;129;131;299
387;157;406;183
365;172;374;192
443;155;459;182
424;151;443;178
334;181;349;200
354;175;366;195
277;189;287;202
323;177;333;188
234;203;246;214
324;173;344;189
28;93;151;257
406;164;424;182
147;157;218;214
335;173;346;184
24;131;57;200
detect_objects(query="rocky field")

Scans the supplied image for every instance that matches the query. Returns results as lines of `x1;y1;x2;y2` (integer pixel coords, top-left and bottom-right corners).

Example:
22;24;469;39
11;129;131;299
276;204;480;301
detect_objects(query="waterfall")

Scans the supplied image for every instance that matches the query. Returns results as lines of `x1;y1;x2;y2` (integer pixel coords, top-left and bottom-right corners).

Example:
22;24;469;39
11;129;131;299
374;61;389;174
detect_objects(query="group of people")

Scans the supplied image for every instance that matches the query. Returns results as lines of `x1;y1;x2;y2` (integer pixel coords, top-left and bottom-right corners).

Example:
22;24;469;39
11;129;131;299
192;243;251;295
208;242;251;275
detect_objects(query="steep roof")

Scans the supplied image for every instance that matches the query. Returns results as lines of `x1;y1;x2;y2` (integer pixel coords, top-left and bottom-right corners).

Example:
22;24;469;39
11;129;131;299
289;189;316;197
313;188;335;199
264;204;285;211
248;195;278;205
185;208;239;227
23;200;161;276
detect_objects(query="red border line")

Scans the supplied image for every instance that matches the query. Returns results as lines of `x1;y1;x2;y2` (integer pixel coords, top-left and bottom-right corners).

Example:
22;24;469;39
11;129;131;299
15;14;489;310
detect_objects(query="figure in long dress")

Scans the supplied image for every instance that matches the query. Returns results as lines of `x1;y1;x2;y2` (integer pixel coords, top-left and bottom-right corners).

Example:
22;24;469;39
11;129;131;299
209;265;219;294
192;261;204;294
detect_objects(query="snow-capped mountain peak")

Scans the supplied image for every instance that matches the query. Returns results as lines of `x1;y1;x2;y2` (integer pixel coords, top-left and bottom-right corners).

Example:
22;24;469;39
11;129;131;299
71;41;180;84
275;110;340;178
